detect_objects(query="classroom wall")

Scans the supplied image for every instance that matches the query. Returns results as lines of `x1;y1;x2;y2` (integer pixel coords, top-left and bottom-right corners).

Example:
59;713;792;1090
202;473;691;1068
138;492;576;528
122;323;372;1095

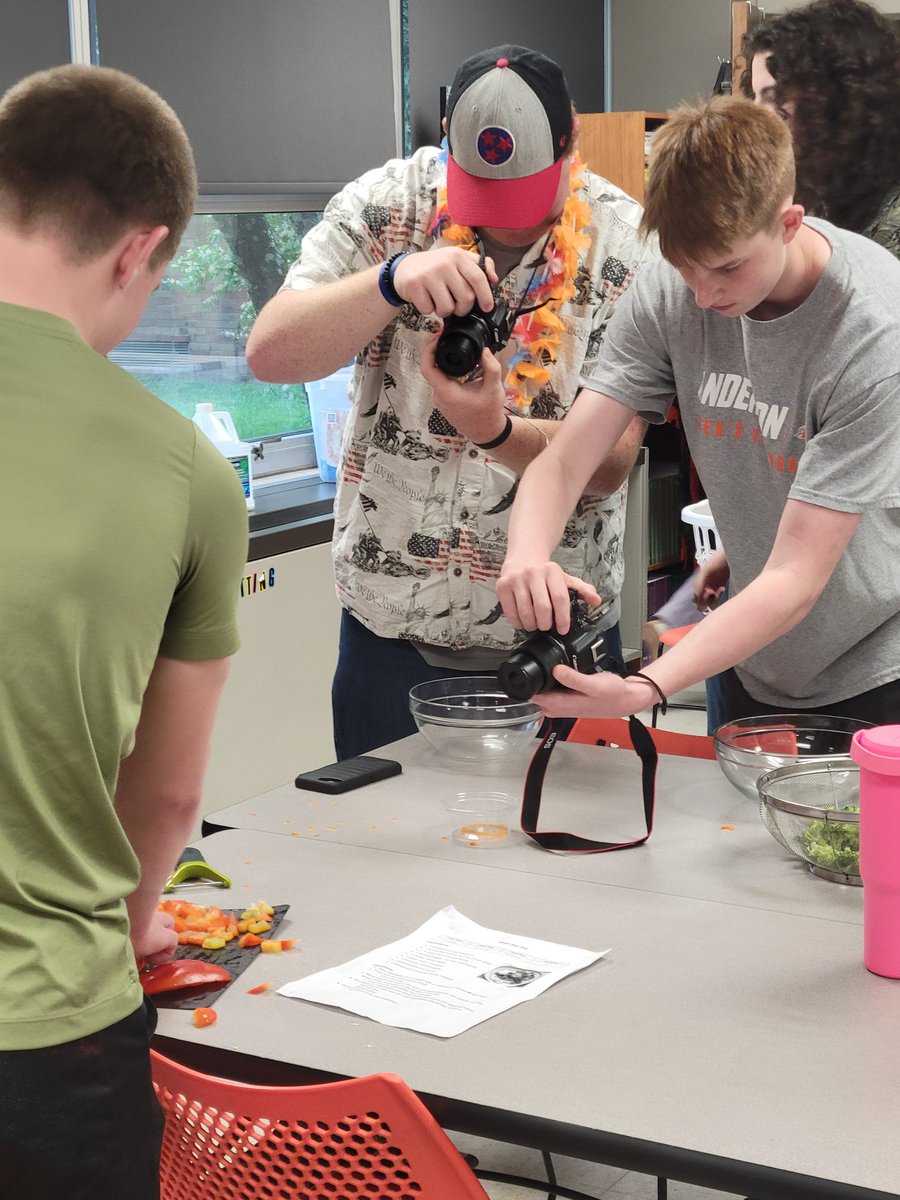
610;0;732;112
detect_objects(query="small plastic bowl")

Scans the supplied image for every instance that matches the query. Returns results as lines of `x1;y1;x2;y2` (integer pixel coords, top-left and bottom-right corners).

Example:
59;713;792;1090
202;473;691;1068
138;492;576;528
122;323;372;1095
409;676;542;765
441;790;518;848
713;713;873;803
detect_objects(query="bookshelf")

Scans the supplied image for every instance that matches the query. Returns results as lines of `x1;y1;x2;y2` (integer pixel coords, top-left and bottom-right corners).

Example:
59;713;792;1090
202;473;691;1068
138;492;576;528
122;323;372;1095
578;110;667;204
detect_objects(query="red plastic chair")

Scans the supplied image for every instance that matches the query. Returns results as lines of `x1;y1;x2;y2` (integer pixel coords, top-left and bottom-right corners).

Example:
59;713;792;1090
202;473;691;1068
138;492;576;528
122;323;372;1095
658;624;696;651
653;623;708;729
151;1048;489;1200
569;716;716;760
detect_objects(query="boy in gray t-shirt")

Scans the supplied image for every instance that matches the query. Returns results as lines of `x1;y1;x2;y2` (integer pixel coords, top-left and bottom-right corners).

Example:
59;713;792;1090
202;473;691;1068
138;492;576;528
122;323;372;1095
440;95;900;724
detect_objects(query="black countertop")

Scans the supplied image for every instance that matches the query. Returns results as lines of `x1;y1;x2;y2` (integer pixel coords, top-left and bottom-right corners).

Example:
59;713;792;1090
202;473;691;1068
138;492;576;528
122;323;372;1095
248;474;334;561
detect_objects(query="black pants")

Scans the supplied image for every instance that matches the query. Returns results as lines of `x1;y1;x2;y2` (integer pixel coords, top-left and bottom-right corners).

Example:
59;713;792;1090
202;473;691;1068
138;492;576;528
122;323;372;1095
720;667;900;725
0;1000;163;1200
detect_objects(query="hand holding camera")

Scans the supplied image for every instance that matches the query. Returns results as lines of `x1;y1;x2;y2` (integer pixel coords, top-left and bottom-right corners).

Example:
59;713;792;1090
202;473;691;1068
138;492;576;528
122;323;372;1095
496;559;602;639
499;590;610;702
391;245;497;319
435;296;517;379
420;330;511;447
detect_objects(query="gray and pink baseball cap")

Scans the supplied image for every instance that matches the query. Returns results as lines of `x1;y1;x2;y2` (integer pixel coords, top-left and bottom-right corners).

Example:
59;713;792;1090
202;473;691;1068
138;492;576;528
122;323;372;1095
445;45;574;230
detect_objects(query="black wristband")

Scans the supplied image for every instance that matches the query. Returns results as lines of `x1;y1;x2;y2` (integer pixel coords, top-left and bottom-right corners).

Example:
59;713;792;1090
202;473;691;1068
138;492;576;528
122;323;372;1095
630;671;668;715
378;252;409;307
473;414;513;450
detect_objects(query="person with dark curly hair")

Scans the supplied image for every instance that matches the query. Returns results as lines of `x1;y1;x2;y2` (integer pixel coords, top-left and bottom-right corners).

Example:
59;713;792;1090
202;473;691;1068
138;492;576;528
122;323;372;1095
743;0;900;259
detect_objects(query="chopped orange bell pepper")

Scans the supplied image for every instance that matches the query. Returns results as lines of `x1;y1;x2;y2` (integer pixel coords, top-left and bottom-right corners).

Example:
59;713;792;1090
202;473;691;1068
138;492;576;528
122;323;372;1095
246;981;272;995
178;931;208;946
192;1007;217;1028
238;932;261;949
158;898;269;952
259;938;295;954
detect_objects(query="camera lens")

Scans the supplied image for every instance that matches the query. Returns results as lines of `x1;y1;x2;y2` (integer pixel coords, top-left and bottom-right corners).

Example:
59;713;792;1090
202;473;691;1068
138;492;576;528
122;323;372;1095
498;652;551;702
435;329;484;377
435;310;494;377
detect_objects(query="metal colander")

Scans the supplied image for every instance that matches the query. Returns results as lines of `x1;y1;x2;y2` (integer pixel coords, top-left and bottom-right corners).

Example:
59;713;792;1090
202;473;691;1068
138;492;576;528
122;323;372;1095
757;757;861;885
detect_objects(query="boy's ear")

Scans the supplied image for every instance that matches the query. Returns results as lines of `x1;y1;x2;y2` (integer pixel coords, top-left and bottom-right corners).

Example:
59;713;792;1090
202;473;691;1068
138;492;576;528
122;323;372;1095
780;203;805;244
114;225;170;287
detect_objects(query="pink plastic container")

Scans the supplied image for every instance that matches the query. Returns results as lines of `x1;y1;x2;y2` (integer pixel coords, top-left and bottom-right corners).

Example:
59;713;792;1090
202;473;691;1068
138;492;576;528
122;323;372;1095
850;726;900;978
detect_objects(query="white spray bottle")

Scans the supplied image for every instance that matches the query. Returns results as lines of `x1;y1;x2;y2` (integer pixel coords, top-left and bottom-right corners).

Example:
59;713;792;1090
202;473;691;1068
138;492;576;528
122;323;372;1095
192;403;255;511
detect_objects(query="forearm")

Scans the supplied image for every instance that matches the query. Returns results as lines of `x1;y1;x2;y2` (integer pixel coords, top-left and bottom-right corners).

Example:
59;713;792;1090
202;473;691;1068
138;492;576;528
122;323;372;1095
636;565;822;705
488;414;645;498
583;414;647;496
506;441;585;564
115;781;203;943
112;655;231;950
505;393;636;564
247;267;398;383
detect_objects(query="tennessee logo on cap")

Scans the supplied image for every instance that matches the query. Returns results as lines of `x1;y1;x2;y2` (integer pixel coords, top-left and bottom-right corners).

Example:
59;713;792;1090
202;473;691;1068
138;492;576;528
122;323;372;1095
476;126;515;166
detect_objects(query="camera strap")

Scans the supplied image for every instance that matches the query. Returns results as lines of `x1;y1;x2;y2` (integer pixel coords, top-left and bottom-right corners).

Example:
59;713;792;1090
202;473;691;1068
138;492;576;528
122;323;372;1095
519;712;658;854
476;233;556;327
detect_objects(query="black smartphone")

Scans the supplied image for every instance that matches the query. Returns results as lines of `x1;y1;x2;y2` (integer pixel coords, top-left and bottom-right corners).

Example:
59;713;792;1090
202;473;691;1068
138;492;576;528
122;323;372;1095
294;755;402;794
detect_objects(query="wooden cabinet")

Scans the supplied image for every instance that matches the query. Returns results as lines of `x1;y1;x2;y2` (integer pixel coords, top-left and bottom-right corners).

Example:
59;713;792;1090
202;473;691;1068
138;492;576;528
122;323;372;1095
578;110;667;204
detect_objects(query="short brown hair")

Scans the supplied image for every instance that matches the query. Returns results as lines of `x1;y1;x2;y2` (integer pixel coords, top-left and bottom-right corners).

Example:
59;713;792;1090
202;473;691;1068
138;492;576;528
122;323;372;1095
640;96;795;266
0;64;197;267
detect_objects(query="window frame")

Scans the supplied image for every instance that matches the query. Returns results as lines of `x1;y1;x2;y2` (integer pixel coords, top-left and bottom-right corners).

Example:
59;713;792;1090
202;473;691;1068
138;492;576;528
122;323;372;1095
178;192;335;480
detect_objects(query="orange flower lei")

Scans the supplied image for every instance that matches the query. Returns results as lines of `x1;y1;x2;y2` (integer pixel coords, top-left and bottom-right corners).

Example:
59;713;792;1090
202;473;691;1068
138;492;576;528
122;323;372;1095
431;152;592;411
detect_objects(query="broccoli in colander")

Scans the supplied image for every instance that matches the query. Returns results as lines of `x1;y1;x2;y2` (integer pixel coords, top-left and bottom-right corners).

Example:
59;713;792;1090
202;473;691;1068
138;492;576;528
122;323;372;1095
801;805;860;873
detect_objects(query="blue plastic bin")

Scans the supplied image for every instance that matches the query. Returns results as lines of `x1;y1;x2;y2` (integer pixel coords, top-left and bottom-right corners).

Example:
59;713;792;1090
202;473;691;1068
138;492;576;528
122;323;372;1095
307;368;353;483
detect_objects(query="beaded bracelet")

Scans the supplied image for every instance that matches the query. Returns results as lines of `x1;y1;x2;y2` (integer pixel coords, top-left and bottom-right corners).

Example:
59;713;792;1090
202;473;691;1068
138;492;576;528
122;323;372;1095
377;252;409;307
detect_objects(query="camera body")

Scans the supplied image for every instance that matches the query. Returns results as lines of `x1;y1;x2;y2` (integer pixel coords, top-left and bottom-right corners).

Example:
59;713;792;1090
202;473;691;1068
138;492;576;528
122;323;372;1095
498;598;609;702
435;298;516;378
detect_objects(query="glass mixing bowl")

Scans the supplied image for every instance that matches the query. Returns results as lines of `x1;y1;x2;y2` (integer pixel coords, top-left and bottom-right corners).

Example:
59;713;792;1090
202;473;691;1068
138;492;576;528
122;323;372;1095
408;676;543;765
713;713;873;802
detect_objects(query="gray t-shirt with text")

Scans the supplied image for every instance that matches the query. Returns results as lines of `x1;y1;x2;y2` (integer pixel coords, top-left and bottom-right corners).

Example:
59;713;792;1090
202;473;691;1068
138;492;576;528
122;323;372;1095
585;218;900;707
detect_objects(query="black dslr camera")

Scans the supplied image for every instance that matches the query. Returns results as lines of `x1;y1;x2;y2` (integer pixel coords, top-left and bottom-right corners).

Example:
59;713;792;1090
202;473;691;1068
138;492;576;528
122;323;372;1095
498;595;609;702
434;298;516;378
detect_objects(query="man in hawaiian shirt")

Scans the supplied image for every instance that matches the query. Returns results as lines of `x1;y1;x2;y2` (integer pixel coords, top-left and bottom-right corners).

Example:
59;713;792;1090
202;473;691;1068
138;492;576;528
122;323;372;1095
248;45;655;758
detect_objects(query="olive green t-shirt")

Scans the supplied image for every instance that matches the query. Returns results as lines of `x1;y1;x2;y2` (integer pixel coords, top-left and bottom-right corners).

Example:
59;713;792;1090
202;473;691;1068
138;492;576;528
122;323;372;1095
0;302;248;1049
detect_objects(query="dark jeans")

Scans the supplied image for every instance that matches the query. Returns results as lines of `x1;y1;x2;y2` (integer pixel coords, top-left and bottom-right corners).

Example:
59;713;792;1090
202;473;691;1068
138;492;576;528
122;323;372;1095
705;672;728;735
720;667;900;725
331;609;624;760
0;1000;163;1200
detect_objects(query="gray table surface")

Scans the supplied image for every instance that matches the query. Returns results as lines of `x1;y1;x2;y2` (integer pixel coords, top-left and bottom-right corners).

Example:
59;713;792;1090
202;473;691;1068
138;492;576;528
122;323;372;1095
156;827;898;1200
202;734;864;926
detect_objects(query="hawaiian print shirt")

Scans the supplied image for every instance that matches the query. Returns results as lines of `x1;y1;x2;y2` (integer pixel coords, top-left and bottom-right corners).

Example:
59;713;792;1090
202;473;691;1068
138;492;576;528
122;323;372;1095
282;146;655;651
862;182;900;262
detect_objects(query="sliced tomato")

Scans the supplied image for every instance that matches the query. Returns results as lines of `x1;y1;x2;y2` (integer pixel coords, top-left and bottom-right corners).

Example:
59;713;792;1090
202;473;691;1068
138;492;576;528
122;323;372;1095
140;959;232;996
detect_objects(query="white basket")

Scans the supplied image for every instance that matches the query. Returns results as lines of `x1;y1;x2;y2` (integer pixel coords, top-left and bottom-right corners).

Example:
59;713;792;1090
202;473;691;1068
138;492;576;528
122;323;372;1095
681;499;720;565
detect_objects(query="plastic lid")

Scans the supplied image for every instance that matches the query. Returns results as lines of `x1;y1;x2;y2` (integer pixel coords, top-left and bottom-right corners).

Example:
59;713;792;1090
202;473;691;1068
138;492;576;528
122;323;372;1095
195;402;214;412
850;726;900;775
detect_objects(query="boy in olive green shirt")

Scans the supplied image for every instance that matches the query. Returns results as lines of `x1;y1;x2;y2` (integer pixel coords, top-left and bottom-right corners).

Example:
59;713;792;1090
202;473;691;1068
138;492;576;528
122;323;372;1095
0;66;248;1199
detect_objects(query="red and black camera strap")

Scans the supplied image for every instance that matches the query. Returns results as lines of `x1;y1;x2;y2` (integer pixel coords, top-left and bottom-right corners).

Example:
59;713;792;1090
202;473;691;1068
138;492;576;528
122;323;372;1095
520;713;658;853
